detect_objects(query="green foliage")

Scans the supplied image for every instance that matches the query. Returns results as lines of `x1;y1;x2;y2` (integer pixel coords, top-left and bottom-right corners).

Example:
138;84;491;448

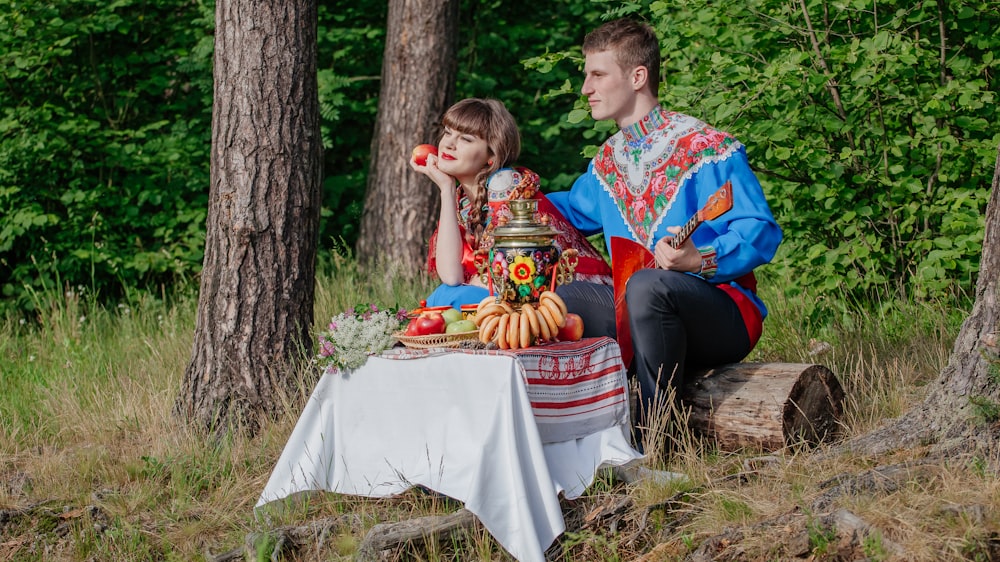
311;1;604;255
3;0;996;313
969;394;1000;423
559;530;624;561
861;530;889;561
962;529;1000;562
0;0;214;312
806;516;838;555
453;1;605;191
641;0;999;299
541;0;998;301
315;4;387;250
0;0;598;309
719;496;753;522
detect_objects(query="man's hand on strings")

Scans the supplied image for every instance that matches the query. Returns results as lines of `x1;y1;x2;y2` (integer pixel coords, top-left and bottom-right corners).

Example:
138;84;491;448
654;226;702;273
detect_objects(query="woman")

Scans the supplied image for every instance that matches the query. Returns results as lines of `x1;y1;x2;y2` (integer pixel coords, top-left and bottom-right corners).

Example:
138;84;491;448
411;98;610;309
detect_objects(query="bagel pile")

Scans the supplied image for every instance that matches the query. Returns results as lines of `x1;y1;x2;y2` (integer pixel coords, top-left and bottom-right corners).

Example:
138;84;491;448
472;291;568;350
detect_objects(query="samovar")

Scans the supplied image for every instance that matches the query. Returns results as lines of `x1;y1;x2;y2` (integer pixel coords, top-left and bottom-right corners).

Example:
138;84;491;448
474;198;578;306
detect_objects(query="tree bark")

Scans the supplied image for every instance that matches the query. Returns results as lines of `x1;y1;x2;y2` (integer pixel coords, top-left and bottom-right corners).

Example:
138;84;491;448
843;142;1000;457
175;0;322;434
356;0;459;273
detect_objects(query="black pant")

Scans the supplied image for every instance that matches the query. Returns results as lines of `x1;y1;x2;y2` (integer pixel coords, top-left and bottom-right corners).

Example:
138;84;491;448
556;270;752;432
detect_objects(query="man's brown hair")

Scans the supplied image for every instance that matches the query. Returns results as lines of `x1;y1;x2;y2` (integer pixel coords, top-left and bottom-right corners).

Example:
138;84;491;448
583;18;660;97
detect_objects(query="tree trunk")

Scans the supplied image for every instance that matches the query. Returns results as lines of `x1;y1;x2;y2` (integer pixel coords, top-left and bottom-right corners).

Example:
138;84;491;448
175;0;322;435
844;143;1000;456
355;0;459;273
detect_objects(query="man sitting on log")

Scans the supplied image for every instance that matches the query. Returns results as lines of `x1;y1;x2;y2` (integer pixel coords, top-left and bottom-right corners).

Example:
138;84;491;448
549;18;783;453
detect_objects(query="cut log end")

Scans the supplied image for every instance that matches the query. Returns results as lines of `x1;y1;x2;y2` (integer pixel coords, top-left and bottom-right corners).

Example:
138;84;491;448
783;363;845;445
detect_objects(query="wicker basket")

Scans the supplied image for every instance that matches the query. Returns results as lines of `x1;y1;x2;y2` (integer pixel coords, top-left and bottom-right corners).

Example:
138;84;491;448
394;330;480;349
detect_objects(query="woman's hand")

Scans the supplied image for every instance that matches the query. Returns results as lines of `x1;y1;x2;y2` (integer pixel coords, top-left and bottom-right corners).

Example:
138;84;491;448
409;153;454;193
654;226;702;273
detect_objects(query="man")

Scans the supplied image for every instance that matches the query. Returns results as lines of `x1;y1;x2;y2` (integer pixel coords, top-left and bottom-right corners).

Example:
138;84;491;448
549;18;783;450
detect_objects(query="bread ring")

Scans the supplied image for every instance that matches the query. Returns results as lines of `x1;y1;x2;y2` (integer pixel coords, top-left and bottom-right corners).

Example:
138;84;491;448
541;298;565;328
476;294;497;316
475;304;507;326
479;315;501;343
500;301;515;314
496;313;510;350
537;304;558;336
507;311;521;350
534;307;552;342
519;310;532;349
521;303;540;337
540;290;568;317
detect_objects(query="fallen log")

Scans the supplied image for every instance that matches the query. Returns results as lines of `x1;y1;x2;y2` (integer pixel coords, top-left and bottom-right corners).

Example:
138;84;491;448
681;362;845;451
355;509;477;561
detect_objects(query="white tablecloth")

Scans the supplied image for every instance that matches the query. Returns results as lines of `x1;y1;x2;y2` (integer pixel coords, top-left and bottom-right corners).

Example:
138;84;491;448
256;338;643;562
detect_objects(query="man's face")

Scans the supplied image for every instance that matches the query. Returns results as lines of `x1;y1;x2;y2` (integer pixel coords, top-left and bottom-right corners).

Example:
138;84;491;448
582;49;636;125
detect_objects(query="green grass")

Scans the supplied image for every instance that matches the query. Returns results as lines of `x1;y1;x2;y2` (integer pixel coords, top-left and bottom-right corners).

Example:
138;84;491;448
1;258;994;561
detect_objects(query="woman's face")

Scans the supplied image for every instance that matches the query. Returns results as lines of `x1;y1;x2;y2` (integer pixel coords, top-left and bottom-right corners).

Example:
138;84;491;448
437;127;491;184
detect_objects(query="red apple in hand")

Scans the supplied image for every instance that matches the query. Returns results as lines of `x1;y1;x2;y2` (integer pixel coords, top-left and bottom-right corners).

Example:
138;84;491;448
413;311;447;335
557;313;584;342
412;144;438;166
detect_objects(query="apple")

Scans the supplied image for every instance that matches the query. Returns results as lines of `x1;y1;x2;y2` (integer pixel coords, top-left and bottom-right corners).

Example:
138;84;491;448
404;317;421;336
445;319;476;333
557;313;585;342
412;311;446;335
440;307;463;325
411;144;438;166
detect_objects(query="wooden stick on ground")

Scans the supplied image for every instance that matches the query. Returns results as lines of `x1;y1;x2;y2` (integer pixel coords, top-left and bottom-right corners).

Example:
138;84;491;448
355;509;478;562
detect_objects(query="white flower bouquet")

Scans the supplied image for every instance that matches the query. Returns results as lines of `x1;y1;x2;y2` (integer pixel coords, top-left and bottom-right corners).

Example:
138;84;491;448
316;304;409;374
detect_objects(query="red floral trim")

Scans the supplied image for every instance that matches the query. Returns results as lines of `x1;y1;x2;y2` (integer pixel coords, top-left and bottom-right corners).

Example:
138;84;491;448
593;111;739;248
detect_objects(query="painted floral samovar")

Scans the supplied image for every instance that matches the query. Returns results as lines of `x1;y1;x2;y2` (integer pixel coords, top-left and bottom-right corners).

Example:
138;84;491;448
474;197;578;306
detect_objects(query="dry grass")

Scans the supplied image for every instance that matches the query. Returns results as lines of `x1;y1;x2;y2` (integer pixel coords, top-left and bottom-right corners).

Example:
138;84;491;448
2;263;997;561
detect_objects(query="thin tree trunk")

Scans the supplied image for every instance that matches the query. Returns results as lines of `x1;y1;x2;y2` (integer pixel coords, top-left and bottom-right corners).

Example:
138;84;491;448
356;0;459;273
843;143;1000;456
175;0;322;435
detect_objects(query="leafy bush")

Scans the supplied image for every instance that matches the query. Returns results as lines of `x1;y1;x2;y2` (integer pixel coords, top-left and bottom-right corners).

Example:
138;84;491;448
0;0;598;314
642;0;999;299
0;0;214;312
3;0;995;314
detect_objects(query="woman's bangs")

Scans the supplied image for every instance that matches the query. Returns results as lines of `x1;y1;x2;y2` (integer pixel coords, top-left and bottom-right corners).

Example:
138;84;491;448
443;104;490;137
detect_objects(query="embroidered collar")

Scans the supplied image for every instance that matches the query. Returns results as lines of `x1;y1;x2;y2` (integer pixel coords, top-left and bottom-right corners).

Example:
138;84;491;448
592;110;740;248
621;106;670;146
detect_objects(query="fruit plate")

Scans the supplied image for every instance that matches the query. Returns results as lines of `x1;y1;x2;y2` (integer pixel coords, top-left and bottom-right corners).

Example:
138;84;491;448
394;330;480;349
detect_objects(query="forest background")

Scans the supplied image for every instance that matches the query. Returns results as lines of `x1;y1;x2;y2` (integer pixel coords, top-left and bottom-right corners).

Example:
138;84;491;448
3;0;1000;560
2;0;997;319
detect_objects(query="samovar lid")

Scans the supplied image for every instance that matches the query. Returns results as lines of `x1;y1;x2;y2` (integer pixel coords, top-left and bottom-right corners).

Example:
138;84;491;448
486;167;559;241
492;198;558;240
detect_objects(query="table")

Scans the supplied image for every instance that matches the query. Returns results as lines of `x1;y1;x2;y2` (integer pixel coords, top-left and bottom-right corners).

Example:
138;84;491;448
255;337;643;562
